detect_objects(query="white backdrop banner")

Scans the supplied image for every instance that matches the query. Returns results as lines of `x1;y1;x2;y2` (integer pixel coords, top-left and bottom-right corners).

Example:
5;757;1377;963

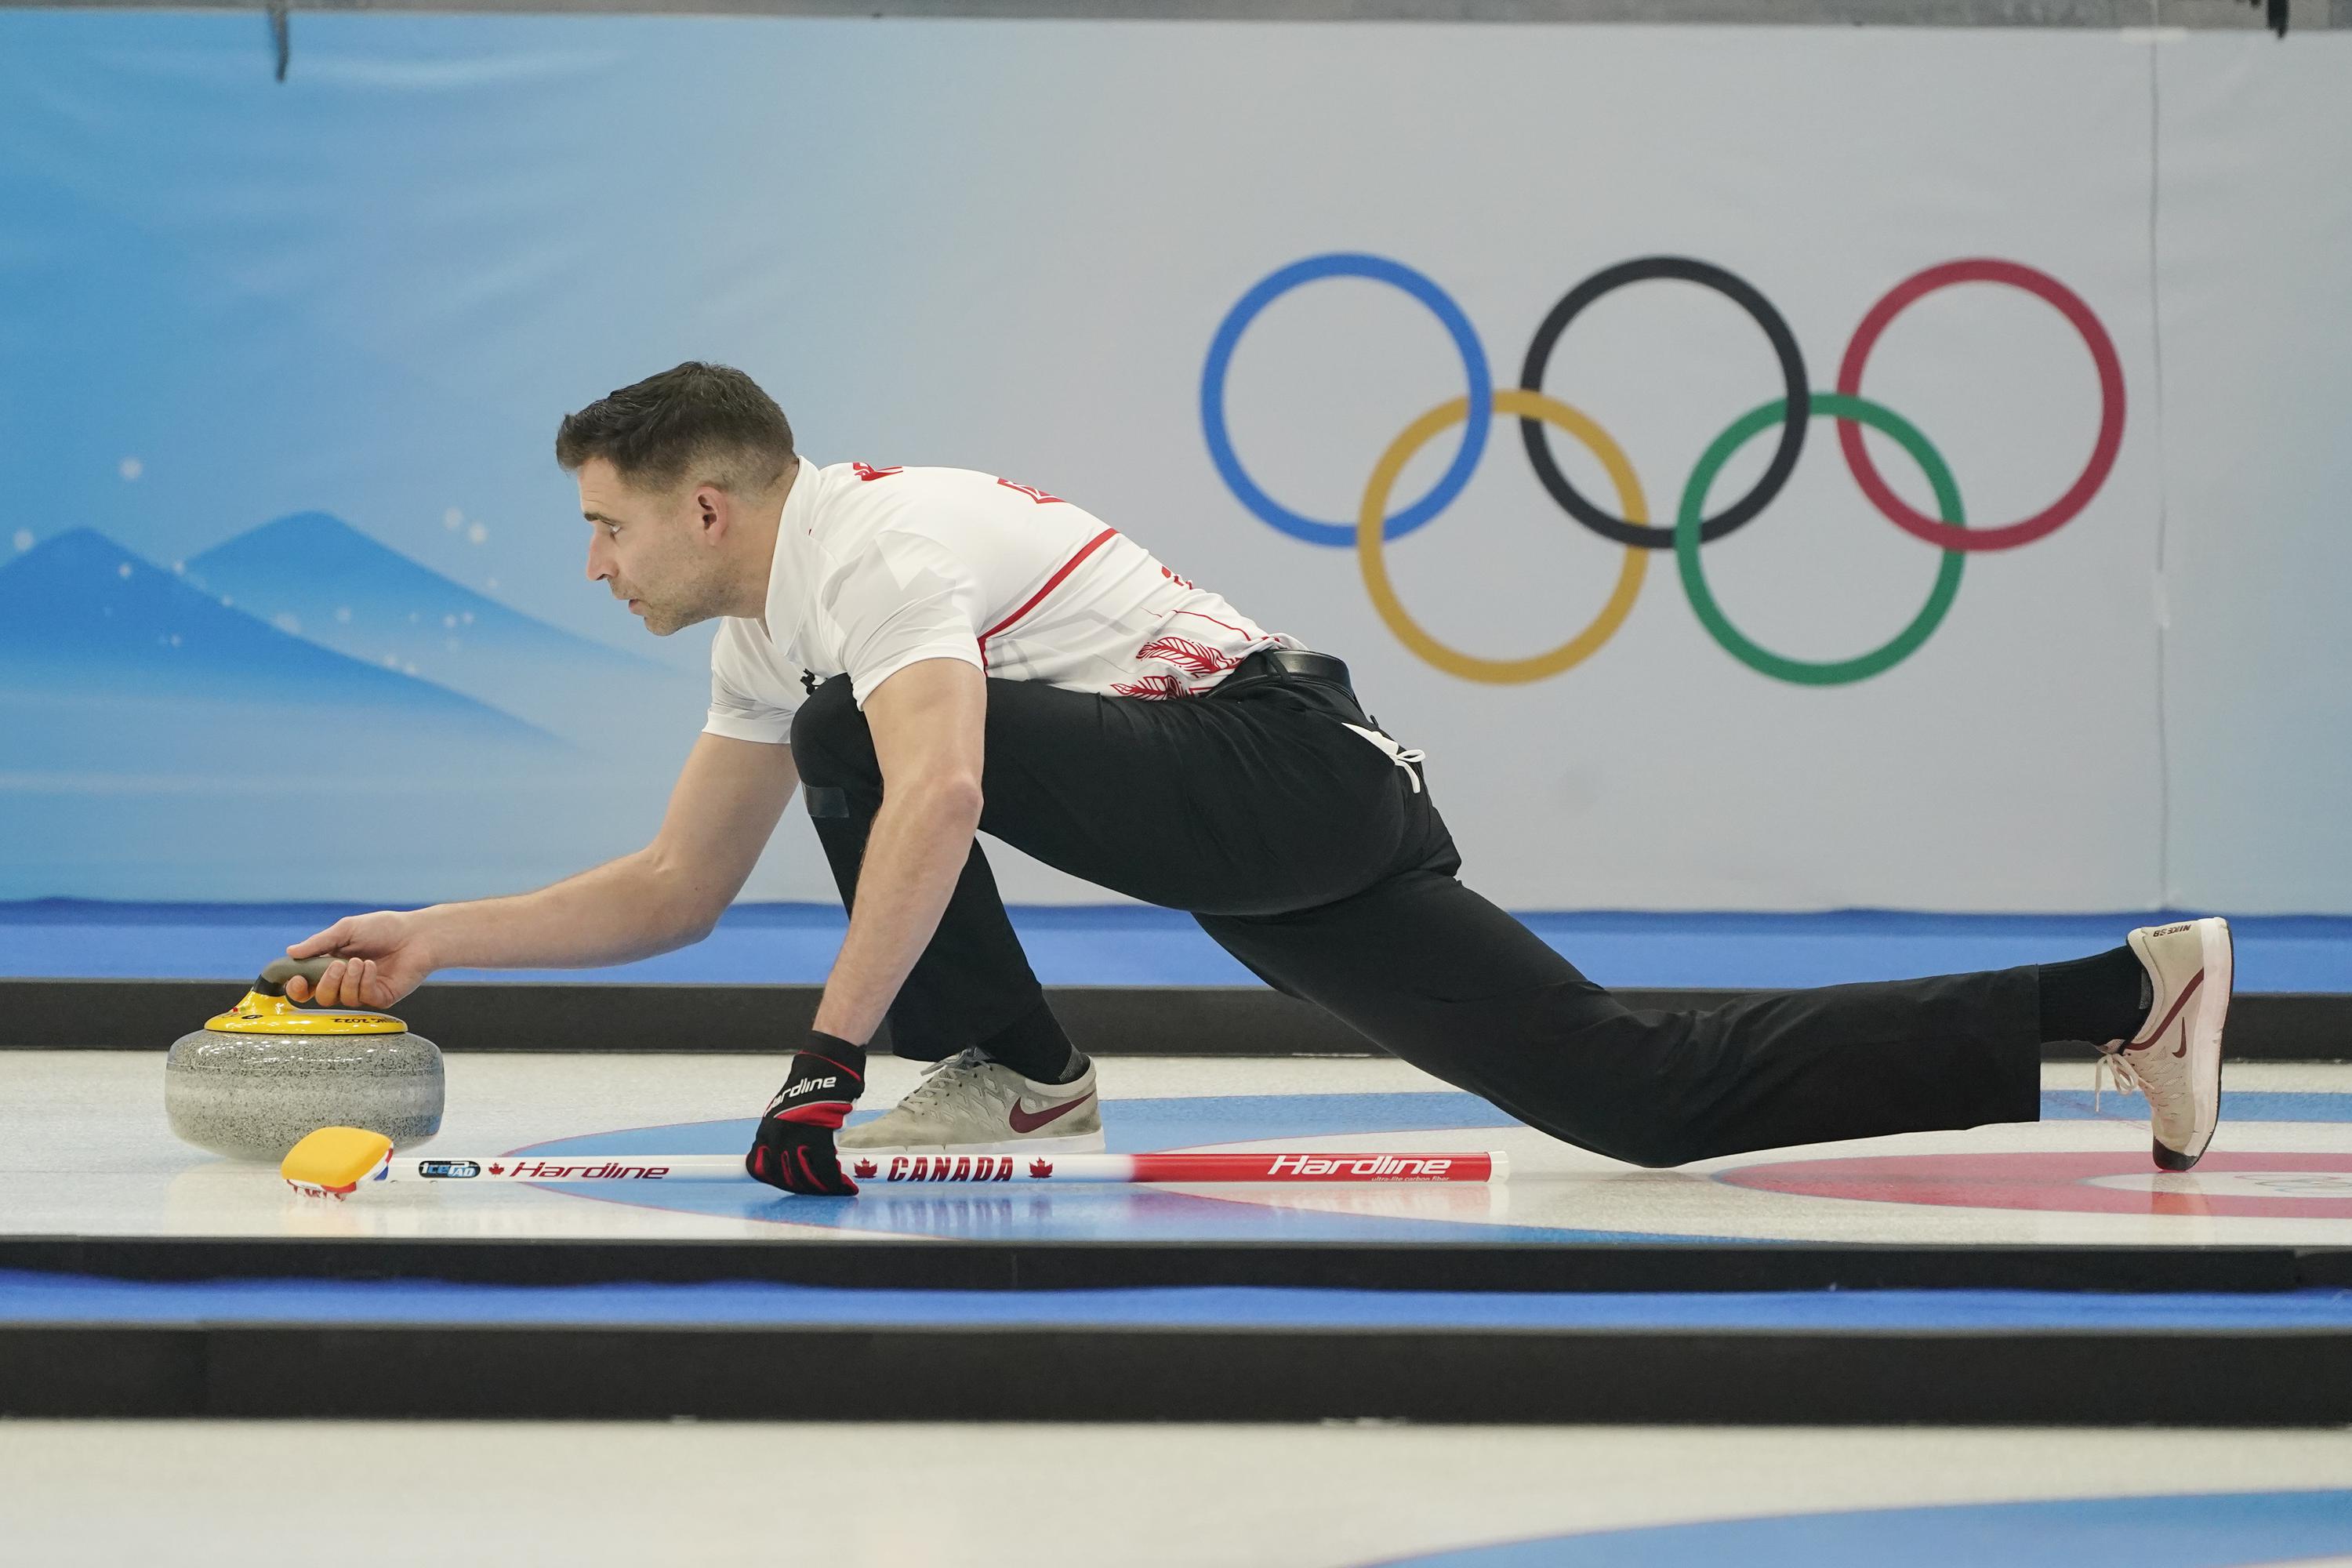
0;16;2343;911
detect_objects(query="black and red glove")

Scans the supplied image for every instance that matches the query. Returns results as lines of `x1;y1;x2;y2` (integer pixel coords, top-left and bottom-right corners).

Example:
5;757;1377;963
746;1032;866;1196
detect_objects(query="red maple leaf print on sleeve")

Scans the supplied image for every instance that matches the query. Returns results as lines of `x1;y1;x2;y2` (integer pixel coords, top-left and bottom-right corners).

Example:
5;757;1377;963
1111;673;1187;700
1134;636;1241;677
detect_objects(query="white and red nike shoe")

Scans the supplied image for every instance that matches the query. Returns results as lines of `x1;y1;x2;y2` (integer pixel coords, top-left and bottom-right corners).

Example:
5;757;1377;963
838;1049;1105;1158
2095;916;2233;1171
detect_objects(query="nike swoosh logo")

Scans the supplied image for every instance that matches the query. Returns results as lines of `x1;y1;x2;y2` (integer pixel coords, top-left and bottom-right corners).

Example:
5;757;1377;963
1009;1091;1094;1135
2125;970;2203;1053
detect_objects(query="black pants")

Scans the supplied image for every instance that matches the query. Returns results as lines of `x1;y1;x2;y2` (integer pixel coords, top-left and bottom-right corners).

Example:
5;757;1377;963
789;666;2042;1168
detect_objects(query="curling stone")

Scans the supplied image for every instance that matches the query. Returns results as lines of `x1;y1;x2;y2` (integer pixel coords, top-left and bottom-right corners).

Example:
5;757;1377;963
165;956;443;1161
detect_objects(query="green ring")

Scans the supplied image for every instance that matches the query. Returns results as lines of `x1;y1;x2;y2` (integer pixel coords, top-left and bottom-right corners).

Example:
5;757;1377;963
1675;391;1966;686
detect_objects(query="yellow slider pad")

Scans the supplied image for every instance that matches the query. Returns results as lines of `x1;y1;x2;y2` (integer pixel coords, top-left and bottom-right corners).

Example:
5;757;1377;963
282;1126;396;1198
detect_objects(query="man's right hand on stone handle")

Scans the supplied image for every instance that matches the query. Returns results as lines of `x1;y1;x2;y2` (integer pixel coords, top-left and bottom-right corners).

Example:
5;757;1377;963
285;912;437;1010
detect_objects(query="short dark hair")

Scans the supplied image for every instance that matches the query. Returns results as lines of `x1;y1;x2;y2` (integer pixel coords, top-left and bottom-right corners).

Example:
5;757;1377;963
554;361;796;494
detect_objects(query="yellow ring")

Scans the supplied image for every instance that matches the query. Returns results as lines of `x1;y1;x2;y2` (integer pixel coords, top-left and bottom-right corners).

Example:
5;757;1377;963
1357;387;1648;684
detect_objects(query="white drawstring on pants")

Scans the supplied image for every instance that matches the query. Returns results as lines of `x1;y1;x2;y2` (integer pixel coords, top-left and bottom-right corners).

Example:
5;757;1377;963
1341;722;1428;794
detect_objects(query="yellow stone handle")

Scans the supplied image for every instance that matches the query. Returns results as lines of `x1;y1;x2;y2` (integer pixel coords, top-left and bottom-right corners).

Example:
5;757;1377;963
207;957;406;1034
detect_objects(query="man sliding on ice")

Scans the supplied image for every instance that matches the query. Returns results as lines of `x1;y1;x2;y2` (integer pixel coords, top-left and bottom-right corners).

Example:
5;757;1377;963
290;362;2230;1195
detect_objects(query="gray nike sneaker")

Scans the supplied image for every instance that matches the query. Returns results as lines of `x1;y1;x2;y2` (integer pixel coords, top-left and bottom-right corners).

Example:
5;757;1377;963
840;1049;1105;1156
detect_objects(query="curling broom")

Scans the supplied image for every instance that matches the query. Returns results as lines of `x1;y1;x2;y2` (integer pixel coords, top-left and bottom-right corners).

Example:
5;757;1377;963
281;1126;1506;1198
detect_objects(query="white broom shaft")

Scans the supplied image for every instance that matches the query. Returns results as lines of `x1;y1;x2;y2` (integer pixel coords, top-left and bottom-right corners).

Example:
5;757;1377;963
388;1149;1507;1185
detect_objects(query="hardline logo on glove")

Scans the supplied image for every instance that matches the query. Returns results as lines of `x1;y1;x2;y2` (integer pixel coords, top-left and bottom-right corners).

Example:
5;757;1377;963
770;1074;841;1110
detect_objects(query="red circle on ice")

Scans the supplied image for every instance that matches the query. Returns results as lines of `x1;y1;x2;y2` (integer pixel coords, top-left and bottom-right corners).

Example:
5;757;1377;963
1719;1151;2352;1220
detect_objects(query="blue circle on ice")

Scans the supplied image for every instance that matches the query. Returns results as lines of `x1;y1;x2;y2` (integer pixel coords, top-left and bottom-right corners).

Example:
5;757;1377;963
1368;1490;2352;1567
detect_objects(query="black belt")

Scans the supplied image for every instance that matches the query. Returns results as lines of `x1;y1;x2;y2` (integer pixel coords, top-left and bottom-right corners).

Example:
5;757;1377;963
1213;647;1354;699
1207;648;1365;722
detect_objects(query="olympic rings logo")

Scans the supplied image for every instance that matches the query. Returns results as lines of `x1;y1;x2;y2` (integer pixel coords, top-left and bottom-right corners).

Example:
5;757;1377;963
1200;253;2125;685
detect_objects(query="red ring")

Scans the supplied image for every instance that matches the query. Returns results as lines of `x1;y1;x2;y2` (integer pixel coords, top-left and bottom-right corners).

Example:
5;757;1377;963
1836;258;2125;553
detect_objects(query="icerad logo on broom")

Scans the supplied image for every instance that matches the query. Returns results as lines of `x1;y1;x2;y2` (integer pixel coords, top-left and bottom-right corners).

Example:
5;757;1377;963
1203;253;2125;688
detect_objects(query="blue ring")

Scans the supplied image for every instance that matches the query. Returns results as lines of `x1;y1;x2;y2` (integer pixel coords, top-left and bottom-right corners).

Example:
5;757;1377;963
1200;253;1491;548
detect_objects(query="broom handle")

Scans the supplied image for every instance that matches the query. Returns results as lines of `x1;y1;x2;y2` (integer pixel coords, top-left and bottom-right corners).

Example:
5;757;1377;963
390;1150;1508;1185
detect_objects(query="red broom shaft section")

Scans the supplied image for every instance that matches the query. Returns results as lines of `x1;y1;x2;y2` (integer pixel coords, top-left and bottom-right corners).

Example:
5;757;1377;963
388;1150;1507;1185
809;1151;1504;1184
1120;1151;1500;1183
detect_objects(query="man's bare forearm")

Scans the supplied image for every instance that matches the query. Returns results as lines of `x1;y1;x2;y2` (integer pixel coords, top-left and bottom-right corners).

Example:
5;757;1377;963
812;779;982;1044
416;851;718;972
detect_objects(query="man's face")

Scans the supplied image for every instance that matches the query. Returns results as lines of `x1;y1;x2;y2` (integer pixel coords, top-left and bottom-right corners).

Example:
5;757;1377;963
578;457;731;637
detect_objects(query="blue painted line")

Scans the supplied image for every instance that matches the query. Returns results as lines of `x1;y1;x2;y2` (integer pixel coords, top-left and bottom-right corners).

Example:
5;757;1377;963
1372;1490;2352;1568
6;902;2350;992
543;1093;1516;1159
2041;1089;2352;1123
4;1272;2350;1333
530;1088;2352;1164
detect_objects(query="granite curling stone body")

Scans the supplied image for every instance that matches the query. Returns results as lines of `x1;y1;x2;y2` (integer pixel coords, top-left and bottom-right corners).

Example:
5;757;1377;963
165;956;444;1160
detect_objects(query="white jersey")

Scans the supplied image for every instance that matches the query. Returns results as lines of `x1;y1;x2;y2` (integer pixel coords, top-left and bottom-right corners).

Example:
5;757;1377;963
703;459;1295;745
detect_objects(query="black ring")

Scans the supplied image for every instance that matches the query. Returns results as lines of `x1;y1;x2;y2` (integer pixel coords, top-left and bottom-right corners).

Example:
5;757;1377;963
1518;257;1809;550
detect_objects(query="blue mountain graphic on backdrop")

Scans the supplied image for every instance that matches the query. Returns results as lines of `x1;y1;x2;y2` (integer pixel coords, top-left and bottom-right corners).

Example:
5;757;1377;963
0;528;563;771
183;512;694;745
